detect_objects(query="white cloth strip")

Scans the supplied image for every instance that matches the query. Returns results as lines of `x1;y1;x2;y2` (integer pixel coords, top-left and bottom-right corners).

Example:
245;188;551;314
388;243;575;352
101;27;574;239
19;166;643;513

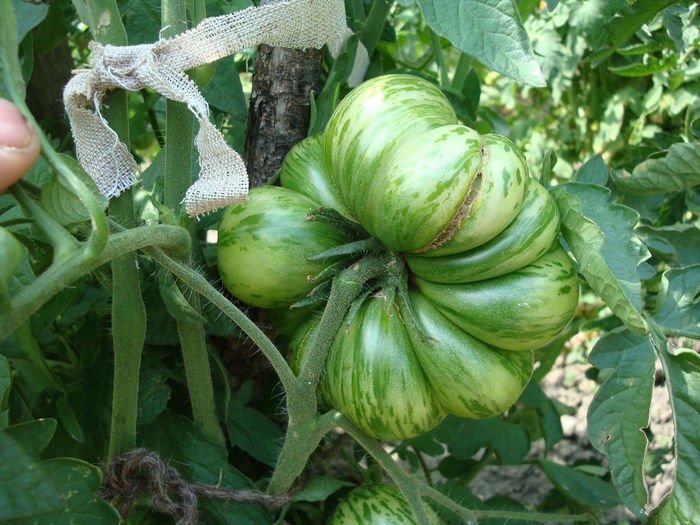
63;0;369;216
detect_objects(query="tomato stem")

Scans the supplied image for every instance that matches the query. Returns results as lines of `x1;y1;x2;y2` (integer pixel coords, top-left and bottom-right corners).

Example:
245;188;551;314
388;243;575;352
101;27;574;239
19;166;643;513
0;225;190;341
297;253;392;396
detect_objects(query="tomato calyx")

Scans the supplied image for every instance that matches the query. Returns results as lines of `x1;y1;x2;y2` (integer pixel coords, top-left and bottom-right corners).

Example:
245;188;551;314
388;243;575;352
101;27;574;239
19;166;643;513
306;206;366;240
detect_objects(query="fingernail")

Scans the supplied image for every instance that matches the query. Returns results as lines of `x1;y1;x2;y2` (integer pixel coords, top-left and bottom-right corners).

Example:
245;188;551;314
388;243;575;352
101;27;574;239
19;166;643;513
0;99;34;149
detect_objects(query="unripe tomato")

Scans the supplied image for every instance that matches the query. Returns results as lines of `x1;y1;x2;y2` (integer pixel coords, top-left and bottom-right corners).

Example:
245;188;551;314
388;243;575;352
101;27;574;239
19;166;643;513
217;186;349;308
329;485;440;525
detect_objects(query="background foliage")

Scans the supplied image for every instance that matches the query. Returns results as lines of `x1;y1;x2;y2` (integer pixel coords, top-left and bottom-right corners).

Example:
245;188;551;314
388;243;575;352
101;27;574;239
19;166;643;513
0;0;699;523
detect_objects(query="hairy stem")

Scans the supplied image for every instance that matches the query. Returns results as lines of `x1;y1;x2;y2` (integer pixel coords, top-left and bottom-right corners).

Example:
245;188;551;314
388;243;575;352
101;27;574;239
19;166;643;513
267;410;343;494
337;414;447;525
297;254;391;395
93;5;149;458
159;0;223;447
145;248;297;395
429;28;449;86
0;225;190;340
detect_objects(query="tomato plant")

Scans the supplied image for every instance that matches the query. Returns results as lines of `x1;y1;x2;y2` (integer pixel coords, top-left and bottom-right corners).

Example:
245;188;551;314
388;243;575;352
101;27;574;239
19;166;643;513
1;1;699;524
220;74;578;441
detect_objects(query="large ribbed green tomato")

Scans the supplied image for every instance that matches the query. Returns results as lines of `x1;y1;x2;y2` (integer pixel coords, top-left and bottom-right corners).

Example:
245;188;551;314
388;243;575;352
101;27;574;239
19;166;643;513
218;74;579;441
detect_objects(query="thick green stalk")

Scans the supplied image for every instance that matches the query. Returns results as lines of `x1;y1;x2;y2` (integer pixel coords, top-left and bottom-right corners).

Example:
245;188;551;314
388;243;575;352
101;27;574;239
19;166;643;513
0;225;190;341
267;411;342;495
350;0;366;22
108;195;147;458
266;255;391;494
360;0;392;56
175;299;225;447
81;0;149;457
429;28;449;86
451;53;473;91
162;0;194;209
297;254;391;395
146;248;297;394
159;0;223;447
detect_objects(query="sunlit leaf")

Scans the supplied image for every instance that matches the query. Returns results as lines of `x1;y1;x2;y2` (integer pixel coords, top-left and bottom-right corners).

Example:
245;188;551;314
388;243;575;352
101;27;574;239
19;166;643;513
551;183;649;334
615;143;700;195
416;0;545;86
653;265;700;338
587;328;654;518
652;346;700;523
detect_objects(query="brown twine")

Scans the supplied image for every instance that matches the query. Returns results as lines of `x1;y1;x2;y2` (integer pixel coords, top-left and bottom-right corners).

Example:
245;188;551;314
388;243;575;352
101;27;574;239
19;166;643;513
100;448;291;524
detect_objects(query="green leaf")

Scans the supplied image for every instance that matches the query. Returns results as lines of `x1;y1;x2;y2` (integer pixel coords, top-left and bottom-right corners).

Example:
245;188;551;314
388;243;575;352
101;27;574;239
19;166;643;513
0;0;25;98
4;419;58;456
137;360;171;428
0;227;24;284
519;380;563;450
119;0;161;45
13;458;121;524
575;154;609;186
587;328;655;518
12;0;49;43
227;382;283;465
662;5;687;52
0;431;63;520
157;272;207;324
56;396;86;443
435;415;530;464
416;0;545;87
40;180;92;225
636;225;700;267
551;183;649;334
652;265;700;338
291;476;354;502
569;0;626;42
202;57;247;121
40;155;107;225
652;346;700;523
614;143;700;196
140;412;271;524
588;0;679;64
539;149;557;189
608;56;674;77
538;459;620;508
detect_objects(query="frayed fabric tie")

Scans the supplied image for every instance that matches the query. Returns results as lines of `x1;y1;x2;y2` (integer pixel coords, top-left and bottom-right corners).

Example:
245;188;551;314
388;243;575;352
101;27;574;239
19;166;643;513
63;0;368;216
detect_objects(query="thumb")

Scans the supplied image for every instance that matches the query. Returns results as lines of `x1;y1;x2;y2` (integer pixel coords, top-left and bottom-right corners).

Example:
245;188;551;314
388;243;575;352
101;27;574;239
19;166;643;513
0;98;41;193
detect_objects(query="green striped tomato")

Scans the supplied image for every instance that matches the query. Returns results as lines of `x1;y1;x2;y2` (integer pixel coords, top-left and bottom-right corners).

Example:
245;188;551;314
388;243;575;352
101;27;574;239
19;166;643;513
329;485;440;525
217;186;349;308
218;74;579;440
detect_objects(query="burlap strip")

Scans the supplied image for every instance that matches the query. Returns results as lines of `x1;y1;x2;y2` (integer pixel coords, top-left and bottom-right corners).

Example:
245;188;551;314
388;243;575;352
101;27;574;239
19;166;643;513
64;0;368;216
